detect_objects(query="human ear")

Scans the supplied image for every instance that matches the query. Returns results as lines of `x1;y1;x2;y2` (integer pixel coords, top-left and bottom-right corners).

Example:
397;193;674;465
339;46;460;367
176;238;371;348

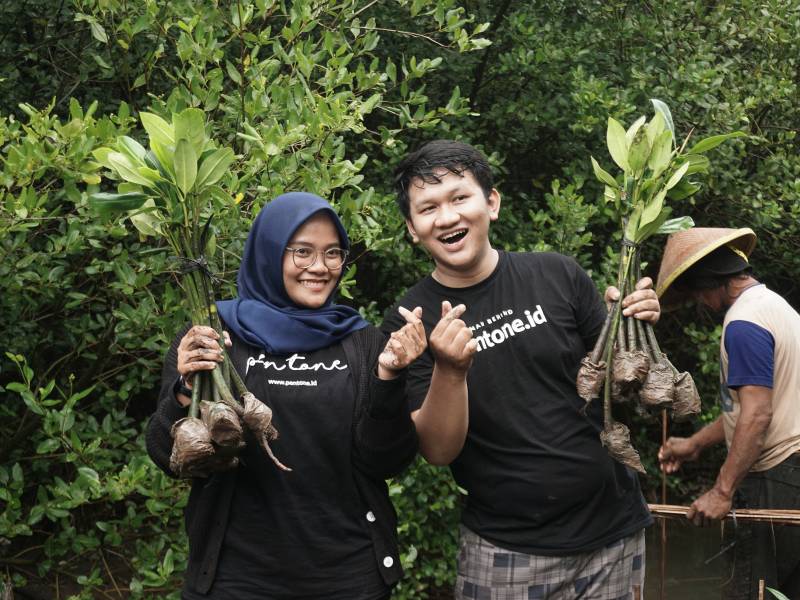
487;188;501;221
405;218;420;243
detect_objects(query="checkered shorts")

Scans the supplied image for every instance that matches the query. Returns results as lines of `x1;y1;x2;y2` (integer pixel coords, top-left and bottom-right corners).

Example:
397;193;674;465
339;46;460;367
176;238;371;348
455;526;645;600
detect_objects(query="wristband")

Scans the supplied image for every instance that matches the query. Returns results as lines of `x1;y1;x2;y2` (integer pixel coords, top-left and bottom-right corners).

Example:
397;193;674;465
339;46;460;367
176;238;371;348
173;375;194;399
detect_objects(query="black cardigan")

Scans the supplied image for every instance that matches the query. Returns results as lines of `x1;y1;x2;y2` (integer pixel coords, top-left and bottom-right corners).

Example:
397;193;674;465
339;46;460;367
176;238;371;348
145;324;418;595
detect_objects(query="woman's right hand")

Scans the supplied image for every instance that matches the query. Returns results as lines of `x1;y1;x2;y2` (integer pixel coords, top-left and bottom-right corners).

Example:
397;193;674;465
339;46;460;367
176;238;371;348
177;325;232;381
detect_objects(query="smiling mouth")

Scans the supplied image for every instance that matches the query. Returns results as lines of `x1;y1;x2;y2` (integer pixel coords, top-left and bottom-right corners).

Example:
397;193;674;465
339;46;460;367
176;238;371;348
439;229;467;244
300;280;329;289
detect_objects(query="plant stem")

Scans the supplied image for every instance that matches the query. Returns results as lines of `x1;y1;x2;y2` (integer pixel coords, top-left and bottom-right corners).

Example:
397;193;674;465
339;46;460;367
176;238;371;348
589;301;617;364
603;242;634;425
645;322;663;362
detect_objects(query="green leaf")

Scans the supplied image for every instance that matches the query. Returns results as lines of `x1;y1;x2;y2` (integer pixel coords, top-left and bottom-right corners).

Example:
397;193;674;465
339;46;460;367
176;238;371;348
36;438;60;454
625;115;647;146
137;166;164;183
667;180;702;201
627;127;651;175
173;108;207;155
140;112;175;147
766;587;790;600
647;130;673;176
195;147;235;189
108;152;154;187
88;192;149;217
162;548;175;576
687;131;746;154
78;466;100;485
359;93;382;115
92;147;115;170
603;185;619;208
129;199;162;237
681;154;710;175
151;140;175;177
90;21;108;43
639;189;667;230
650;99;675;144
625;204;642;241
636;206;672;243
656;216;695;235
590;156;618;187
663;161;690;191
117;136;148;163
645;111;665;146
606;117;630;173
174;139;198;195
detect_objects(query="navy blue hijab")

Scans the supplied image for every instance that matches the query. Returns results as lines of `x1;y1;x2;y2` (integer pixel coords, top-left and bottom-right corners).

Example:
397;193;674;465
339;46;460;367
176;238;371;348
216;192;368;354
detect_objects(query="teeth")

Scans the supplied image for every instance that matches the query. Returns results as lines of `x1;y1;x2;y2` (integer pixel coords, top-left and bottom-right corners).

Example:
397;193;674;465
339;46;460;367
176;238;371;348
440;229;467;243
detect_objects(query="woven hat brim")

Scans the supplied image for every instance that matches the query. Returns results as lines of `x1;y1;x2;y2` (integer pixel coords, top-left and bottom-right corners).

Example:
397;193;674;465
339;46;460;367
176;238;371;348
656;227;757;308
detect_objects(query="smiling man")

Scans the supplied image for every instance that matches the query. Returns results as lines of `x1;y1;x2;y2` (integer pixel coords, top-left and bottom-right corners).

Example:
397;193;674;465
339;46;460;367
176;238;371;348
382;140;659;600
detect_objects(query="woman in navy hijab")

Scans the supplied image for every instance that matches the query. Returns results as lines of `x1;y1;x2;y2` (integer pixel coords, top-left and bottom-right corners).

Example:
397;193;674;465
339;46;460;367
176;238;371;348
147;192;425;599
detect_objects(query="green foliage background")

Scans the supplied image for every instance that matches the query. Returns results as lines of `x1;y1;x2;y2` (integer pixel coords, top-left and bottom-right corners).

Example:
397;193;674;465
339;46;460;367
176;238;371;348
1;1;798;597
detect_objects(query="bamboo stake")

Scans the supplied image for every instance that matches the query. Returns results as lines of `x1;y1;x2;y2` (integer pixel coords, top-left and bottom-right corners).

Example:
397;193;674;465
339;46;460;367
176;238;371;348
659;408;668;600
648;504;800;526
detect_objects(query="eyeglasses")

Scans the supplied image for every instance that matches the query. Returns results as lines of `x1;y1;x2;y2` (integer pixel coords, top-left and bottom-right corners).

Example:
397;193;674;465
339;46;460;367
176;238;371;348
285;247;348;270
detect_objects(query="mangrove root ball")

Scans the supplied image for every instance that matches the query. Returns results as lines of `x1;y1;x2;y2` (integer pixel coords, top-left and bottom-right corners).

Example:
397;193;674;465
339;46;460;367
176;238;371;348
201;401;244;448
613;350;650;385
672;372;701;422
576;356;606;401
169;417;215;477
640;361;675;409
242;392;292;472
600;422;646;474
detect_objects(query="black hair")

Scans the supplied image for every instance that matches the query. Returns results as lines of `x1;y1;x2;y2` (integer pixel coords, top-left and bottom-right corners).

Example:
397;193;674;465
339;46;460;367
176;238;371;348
673;245;754;293
393;140;494;218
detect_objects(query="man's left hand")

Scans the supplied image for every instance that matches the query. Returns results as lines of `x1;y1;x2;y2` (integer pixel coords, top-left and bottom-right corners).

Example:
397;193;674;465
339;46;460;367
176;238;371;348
605;276;660;324
686;487;732;527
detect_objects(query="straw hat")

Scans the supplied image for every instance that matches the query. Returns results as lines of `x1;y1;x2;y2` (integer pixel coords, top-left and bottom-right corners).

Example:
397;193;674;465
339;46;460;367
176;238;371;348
656;227;757;306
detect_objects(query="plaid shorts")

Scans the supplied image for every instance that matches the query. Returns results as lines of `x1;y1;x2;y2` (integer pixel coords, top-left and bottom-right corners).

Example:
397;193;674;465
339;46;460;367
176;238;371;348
455;526;645;600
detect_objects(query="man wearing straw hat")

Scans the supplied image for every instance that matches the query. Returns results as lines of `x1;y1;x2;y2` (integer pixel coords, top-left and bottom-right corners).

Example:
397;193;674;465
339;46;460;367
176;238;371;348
656;227;800;599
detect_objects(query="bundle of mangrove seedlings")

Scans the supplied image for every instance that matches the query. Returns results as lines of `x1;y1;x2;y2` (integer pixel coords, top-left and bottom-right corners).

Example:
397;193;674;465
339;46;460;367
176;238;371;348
88;108;289;477
577;100;743;473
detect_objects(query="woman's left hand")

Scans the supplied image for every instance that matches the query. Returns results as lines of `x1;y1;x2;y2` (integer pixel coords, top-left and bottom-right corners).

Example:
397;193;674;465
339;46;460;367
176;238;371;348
378;306;427;380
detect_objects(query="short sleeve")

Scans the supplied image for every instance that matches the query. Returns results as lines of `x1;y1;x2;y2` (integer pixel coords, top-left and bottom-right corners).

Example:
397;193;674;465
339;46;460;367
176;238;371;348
571;259;606;351
724;320;774;389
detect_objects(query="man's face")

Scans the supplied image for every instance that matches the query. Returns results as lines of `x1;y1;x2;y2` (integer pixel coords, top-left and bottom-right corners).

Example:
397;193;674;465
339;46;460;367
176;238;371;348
692;287;729;314
405;168;500;279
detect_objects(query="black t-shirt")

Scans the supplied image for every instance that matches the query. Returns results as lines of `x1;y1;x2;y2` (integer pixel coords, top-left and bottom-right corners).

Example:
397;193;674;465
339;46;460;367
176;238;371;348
185;341;387;600
382;251;652;555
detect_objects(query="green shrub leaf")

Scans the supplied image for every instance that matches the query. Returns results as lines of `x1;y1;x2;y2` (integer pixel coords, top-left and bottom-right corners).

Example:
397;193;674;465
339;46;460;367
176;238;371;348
174;139;197;195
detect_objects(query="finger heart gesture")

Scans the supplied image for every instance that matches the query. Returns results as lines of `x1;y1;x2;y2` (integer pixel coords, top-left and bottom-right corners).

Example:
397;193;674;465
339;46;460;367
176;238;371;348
378;306;427;379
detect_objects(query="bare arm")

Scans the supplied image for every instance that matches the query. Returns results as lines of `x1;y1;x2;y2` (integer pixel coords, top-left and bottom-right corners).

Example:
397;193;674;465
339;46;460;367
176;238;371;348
659;416;725;473
687;385;773;526
715;385;773;497
411;301;477;466
412;364;469;466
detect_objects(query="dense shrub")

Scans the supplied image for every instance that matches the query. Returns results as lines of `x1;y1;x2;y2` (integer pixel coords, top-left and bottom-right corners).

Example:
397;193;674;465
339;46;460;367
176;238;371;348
1;0;798;597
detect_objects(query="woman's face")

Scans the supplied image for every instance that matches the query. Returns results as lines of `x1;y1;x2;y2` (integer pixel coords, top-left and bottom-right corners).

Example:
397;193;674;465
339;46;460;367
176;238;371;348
282;213;343;309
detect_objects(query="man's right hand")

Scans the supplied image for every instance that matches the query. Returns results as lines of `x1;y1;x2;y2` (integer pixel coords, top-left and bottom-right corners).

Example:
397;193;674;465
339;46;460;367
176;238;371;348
429;301;477;375
658;436;701;473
